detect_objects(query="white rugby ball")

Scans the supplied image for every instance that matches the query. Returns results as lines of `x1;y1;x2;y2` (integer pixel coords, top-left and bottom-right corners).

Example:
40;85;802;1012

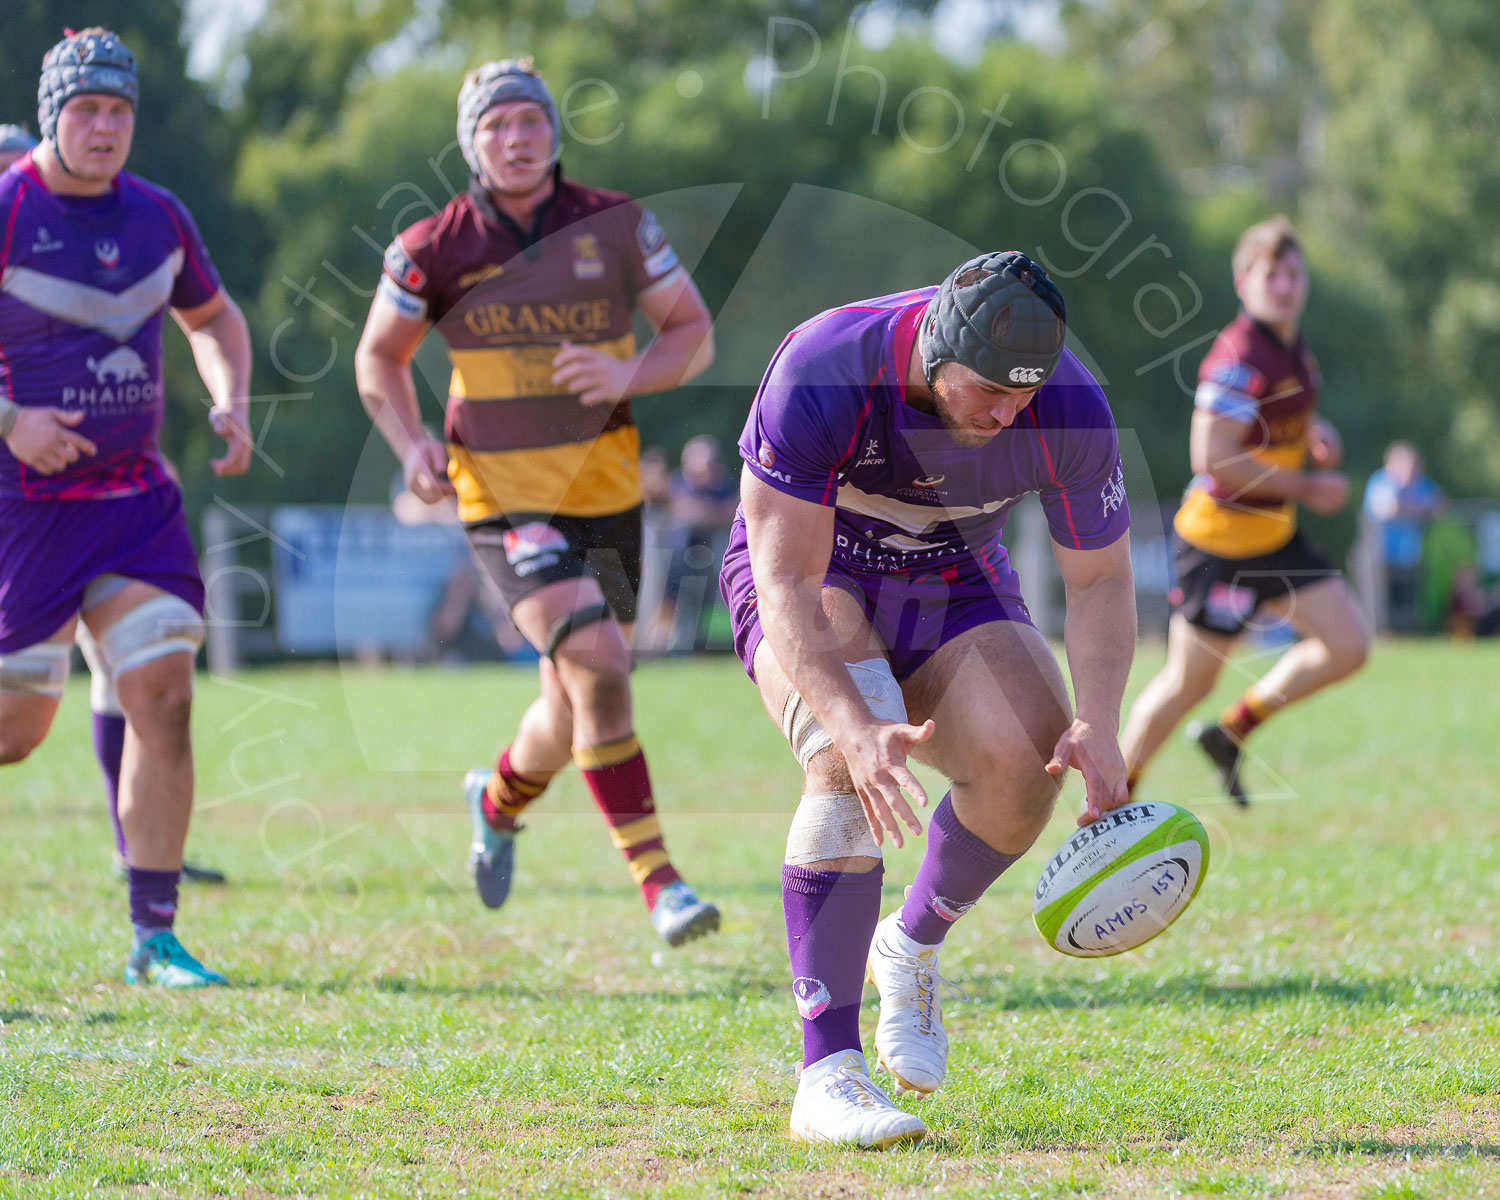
1032;801;1209;958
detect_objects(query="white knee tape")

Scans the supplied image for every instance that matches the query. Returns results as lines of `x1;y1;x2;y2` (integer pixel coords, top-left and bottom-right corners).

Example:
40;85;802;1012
0;643;71;698
846;657;907;724
785;790;881;865
75;623;121;715
778;657;907;772
97;595;204;677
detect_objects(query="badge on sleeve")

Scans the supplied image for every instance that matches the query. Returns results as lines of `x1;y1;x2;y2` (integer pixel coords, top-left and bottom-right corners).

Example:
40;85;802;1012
383;239;428;293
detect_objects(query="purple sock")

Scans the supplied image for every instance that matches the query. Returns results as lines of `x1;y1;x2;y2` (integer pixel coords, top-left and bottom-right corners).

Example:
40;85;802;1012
93;711;127;858
898;794;1021;946
128;867;180;942
783;863;883;1068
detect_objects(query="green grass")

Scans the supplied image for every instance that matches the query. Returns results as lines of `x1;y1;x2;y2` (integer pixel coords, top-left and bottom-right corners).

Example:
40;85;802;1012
2;641;1498;1198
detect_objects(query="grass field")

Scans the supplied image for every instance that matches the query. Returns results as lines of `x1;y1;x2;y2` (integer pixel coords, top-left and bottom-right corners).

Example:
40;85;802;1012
2;640;1498;1198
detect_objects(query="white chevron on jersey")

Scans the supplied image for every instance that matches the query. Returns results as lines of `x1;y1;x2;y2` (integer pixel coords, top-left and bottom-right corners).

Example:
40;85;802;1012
0;248;184;342
836;483;1014;537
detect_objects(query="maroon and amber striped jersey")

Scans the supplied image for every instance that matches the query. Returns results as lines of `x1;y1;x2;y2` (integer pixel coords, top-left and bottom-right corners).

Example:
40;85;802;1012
1174;310;1322;558
382;173;681;522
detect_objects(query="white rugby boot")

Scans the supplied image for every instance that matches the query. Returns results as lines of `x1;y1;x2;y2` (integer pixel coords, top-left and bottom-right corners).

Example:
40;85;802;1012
789;1049;926;1148
867;912;969;1095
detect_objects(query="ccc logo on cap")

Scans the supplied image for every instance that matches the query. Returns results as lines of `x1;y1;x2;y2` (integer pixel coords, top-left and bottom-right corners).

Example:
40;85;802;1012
1009;366;1045;384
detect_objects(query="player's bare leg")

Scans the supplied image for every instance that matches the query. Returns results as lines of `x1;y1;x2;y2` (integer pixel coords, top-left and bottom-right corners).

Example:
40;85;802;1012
1189;579;1369;806
754;590;925;1147
85;582;224;987
1246;578;1370;713
0;619;75;765
1119;615;1233;795
467;576;718;941
862;620;1067;1095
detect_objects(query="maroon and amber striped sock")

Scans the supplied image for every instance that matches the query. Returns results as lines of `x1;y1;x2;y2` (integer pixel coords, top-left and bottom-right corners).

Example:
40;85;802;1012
482;746;553;831
574;734;682;908
1220;691;1273;742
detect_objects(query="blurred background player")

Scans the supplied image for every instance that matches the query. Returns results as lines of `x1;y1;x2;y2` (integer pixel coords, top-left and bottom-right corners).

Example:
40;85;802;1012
1362;440;1446;634
0;30;252;984
1119;216;1370;806
0;124;38;172
355;58;721;946
721;252;1136;1145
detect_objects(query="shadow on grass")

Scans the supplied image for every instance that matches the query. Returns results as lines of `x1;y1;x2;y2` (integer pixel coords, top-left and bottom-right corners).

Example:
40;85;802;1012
0;1009;41;1023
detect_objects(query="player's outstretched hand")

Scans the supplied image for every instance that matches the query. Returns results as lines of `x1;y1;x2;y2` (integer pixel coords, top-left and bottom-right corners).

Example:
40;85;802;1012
209;407;253;476
1047;718;1129;827
403;437;456;504
845;719;935;850
551;341;631;406
4;407;97;475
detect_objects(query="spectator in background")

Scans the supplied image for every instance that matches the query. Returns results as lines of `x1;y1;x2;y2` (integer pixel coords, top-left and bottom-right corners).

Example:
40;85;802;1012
0;124;38;171
1363;441;1445;633
663;435;739;653
632;446;674;655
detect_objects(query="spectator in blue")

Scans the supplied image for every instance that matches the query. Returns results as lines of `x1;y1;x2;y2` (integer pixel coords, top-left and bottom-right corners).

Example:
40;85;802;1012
1363;441;1445;633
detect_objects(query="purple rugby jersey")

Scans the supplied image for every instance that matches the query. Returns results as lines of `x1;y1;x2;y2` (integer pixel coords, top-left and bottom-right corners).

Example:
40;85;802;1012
0;155;221;501
733;289;1129;579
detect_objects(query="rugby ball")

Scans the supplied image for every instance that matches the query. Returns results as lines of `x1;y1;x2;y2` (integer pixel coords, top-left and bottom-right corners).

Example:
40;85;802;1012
1032;801;1209;958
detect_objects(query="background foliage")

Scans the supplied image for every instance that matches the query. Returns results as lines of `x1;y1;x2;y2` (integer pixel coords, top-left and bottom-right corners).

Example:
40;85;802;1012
4;0;1496;545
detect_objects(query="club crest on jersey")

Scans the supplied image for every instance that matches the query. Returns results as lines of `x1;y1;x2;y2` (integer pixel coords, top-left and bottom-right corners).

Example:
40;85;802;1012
571;234;605;279
792;976;832;1020
758;444;776;469
95;239;120;268
912;474;945;489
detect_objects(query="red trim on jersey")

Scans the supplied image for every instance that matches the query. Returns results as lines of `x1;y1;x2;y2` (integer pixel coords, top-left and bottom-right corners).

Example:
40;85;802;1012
1025;405;1079;548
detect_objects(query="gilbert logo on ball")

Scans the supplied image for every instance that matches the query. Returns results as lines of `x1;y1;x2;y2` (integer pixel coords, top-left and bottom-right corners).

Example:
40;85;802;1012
1032;802;1209;958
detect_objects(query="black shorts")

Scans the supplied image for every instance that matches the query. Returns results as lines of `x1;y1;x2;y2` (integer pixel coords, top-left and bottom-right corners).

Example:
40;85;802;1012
465;508;643;625
1171;530;1337;635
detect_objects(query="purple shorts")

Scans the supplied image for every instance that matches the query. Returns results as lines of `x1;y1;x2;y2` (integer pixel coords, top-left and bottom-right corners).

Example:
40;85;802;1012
0;484;205;654
718;518;1034;683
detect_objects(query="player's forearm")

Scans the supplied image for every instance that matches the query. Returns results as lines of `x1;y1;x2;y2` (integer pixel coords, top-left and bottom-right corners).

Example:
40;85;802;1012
188;300;251;417
623;317;714;397
1202;457;1310;504
355;352;427;459
1062;574;1137;733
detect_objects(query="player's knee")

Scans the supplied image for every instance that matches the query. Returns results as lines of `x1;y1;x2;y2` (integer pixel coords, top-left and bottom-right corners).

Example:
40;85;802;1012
0;730;43;765
116;662;194;737
803;744;854;794
1327;629;1370;678
566;664;632;723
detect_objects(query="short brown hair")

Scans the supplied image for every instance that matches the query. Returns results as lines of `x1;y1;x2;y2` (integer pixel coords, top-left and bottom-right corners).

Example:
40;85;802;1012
1232;215;1301;279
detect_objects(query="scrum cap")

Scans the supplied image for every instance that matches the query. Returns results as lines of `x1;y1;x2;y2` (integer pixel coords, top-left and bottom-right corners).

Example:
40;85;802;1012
37;28;138;144
922;251;1067;389
457;59;559;182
